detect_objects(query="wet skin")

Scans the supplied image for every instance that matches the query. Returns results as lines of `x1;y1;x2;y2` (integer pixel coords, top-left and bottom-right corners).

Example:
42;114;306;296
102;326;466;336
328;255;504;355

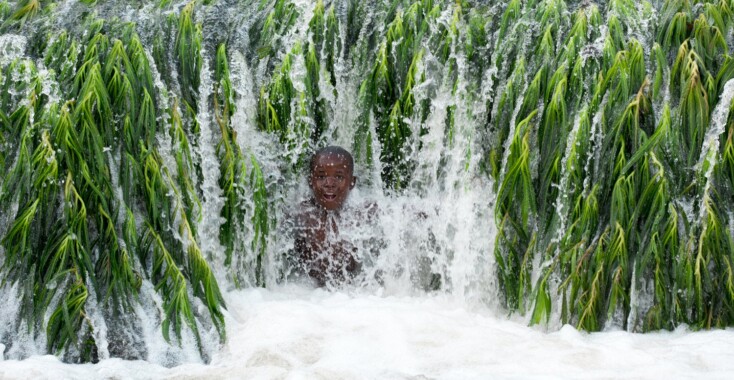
294;204;360;286
294;152;360;286
309;152;356;211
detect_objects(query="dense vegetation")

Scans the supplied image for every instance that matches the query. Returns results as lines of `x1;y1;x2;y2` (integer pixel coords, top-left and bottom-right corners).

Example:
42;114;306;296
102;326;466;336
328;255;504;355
1;0;733;363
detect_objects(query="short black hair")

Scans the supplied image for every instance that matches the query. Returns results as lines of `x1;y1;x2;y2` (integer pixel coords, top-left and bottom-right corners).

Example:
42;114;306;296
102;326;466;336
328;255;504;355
310;146;354;173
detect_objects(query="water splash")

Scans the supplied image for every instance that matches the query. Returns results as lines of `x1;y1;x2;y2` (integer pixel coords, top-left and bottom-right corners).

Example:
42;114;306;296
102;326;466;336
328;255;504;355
1;0;734;366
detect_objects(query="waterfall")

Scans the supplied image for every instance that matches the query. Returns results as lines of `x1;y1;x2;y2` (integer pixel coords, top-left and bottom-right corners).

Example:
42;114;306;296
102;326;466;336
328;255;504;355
1;0;734;366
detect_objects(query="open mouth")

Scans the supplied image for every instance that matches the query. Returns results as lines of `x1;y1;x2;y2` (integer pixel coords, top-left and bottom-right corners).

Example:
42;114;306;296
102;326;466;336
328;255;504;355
322;193;337;201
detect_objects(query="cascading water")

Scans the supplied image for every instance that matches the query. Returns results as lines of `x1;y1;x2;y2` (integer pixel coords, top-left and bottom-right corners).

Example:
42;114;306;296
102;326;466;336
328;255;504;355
1;0;734;374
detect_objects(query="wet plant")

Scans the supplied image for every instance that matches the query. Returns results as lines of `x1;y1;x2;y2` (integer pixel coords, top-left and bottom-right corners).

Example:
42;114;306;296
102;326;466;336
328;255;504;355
0;7;226;361
2;0;734;365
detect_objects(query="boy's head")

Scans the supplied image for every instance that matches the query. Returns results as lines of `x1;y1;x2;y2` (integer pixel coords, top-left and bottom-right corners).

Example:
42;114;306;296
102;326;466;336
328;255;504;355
309;146;356;211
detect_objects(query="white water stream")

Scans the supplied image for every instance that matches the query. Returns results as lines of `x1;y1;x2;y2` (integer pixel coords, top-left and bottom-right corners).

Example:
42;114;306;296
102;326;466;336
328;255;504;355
2;286;733;379
3;1;734;378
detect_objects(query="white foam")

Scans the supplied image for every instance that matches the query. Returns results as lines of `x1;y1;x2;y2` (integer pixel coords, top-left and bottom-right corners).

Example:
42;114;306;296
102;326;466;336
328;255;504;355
0;35;26;64
2;287;733;379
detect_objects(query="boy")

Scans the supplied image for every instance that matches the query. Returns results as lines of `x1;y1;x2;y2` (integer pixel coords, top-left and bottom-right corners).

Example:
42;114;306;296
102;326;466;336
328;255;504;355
291;146;365;287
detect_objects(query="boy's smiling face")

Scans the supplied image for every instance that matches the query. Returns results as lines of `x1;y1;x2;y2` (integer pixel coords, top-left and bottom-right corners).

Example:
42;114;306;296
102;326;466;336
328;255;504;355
309;152;356;211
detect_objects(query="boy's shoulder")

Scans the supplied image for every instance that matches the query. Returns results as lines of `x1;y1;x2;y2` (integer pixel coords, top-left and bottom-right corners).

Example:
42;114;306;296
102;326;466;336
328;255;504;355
290;198;323;225
287;197;378;222
341;199;379;225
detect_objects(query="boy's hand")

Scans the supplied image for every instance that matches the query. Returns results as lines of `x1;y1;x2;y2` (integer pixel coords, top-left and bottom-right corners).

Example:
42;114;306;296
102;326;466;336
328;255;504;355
332;240;358;272
303;240;359;286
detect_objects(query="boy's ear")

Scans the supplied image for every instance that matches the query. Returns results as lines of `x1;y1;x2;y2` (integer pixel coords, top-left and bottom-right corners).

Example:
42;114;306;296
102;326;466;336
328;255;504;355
350;176;357;189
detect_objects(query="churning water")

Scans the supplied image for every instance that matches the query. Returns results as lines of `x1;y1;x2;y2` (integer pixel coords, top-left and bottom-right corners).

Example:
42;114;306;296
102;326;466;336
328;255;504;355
2;0;734;378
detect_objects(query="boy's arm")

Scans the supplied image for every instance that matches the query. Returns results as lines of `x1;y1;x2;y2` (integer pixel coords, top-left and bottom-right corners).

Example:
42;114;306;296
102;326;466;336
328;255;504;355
333;240;360;274
282;205;314;273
